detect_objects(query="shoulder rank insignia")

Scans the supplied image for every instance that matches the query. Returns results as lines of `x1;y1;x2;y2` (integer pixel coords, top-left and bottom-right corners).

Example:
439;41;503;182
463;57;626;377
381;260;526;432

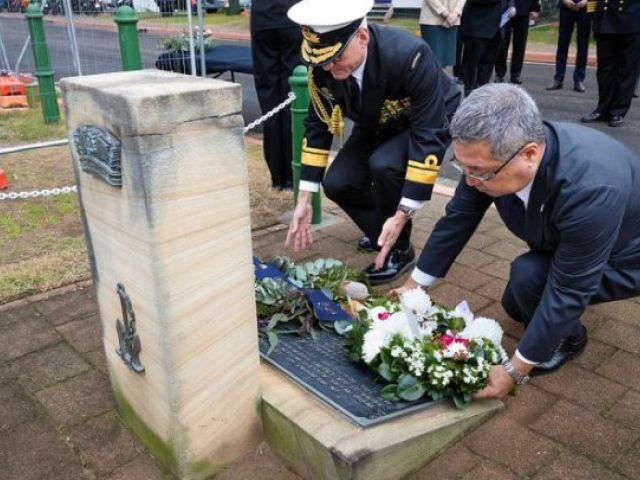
410;52;422;71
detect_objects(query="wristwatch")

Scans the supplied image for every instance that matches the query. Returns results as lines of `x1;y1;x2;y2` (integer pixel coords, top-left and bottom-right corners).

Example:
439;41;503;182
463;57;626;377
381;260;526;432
502;359;530;385
397;204;416;219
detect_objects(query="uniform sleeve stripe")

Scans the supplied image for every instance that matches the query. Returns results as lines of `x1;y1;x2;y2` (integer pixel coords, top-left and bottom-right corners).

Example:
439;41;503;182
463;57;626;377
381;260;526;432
408;159;440;172
405;167;439;185
302;150;329;168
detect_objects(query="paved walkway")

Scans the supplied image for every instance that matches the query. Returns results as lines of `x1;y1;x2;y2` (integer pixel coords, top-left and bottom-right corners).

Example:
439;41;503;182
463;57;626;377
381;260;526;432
2;190;640;479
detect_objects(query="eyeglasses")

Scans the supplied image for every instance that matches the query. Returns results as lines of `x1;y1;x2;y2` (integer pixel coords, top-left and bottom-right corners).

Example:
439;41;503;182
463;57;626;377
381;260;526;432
451;143;528;182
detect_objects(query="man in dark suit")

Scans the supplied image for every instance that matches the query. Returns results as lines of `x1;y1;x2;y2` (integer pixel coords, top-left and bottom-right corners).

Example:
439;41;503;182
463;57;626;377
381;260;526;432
494;0;540;84
546;0;593;92
250;0;302;189
581;0;640;127
460;0;515;95
285;0;461;285
399;84;640;399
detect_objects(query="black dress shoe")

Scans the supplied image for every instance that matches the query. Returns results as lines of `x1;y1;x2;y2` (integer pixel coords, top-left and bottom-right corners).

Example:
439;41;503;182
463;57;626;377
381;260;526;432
510;77;522;85
357;235;375;252
634;91;639;98
494;76;504;83
363;245;415;285
581;111;607;123
573;81;586;92
530;326;588;377
546;80;563;90
609;115;624;127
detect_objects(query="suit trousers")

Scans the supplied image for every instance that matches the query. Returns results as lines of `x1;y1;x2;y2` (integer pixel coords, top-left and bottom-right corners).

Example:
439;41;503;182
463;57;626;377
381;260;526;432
251;26;301;188
462;33;502;95
553;6;591;83
501;250;640;338
322;129;413;252
495;14;530;81
595;31;640;118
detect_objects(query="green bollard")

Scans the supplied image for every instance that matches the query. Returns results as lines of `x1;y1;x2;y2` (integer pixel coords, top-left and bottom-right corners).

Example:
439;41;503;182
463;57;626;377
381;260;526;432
289;65;322;225
114;6;142;71
226;0;241;15
25;0;59;124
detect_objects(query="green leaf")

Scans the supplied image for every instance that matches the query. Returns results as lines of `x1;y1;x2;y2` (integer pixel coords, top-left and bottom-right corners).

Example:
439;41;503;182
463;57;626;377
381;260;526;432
397;374;426;401
452;393;471;409
334;320;353;335
266;331;279;355
379;384;399;402
309;328;317;341
378;362;394;382
266;313;288;331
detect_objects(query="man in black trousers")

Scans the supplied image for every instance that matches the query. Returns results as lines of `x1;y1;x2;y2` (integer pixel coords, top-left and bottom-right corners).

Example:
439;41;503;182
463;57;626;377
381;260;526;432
581;0;640;127
460;0;515;95
494;0;540;84
546;0;593;93
250;0;302;189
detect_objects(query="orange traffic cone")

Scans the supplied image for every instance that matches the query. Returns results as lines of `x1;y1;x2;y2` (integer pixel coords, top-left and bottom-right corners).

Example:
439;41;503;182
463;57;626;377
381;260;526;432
0;169;8;190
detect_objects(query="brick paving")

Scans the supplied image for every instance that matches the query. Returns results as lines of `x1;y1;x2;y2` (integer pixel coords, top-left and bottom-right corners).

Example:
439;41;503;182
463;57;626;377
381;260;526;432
2;190;640;479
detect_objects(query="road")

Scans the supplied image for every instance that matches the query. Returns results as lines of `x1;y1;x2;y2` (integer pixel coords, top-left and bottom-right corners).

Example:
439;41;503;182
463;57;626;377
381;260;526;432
1;13;639;183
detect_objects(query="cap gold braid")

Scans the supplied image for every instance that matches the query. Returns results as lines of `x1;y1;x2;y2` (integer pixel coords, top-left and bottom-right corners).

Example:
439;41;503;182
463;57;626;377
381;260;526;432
308;68;344;143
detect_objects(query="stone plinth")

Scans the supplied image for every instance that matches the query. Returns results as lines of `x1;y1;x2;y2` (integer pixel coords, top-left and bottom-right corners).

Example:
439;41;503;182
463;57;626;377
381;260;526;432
61;70;262;479
261;365;502;480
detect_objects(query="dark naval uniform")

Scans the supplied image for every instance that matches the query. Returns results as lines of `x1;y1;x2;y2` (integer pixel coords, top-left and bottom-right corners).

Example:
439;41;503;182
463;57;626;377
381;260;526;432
301;24;461;253
416;121;640;362
250;0;302;189
592;0;640;120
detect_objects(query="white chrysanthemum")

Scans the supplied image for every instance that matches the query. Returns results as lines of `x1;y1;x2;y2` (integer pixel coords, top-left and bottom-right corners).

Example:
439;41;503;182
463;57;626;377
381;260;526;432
362;328;387;364
367;306;390;322
460;316;504;347
400;288;432;317
362;312;415;364
419;320;437;337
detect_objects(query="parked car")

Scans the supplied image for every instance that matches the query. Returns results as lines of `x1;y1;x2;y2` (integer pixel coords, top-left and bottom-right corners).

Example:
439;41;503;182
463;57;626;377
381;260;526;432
201;0;250;13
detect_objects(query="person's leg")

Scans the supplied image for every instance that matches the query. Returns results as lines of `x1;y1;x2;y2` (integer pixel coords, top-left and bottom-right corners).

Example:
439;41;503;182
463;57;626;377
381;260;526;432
251;29;289;187
494;20;512;80
322;133;378;241
477;33;501;87
462;36;483;94
608;32;640;118
573;9;591;83
453;30;465;80
368;130;412;251
595;33;618;116
509;15;529;81
554;6;575;83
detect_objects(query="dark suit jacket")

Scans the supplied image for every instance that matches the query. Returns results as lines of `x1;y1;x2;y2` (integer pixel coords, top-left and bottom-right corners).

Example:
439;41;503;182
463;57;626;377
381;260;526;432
250;0;299;31
417;121;640;362
302;24;461;202
593;0;640;34
514;0;540;16
460;0;514;38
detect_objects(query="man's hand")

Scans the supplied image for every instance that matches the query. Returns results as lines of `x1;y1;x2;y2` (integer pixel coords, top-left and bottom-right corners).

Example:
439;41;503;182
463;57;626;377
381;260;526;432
473;365;515;400
529;10;539;20
445;11;459;27
285;192;313;253
373;211;409;269
388;277;421;299
508;6;517;18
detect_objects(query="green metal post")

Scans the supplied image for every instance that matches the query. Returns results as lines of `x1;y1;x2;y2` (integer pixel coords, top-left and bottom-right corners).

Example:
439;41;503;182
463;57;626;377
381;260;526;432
114;6;142;71
289;65;322;225
25;0;59;124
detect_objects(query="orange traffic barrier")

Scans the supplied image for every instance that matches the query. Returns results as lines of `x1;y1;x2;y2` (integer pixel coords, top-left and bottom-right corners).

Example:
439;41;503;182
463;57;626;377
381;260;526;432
0;169;8;190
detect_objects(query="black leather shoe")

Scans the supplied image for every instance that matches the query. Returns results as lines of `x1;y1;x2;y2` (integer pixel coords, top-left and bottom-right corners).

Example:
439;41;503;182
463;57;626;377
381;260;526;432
357;235;375;252
581;111;607;123
634;91;639;98
546;80;563;90
510;77;522;85
530;326;588;377
573;81;586;92
609;115;624;127
494;76;504;83
363;245;415;285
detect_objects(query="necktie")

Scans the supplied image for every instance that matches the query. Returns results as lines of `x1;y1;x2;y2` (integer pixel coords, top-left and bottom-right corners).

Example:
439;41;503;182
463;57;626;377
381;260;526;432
501;194;527;240
346;76;361;115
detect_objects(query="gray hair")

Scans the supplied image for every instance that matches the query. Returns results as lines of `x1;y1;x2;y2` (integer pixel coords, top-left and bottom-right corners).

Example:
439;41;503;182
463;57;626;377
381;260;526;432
449;84;545;162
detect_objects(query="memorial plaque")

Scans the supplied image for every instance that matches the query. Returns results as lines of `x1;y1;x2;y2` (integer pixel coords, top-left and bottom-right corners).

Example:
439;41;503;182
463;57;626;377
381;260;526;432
259;328;438;427
73;125;122;187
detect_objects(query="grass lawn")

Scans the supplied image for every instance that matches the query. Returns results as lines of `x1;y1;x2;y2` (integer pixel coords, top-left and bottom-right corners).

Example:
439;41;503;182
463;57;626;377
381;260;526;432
0;108;291;304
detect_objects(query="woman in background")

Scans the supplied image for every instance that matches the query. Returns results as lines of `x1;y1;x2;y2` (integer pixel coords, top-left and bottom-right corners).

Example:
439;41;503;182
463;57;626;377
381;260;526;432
419;0;467;70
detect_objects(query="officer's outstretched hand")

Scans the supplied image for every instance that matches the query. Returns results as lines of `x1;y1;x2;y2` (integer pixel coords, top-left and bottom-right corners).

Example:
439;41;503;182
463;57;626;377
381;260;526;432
285;191;314;253
374;212;408;269
472;365;514;400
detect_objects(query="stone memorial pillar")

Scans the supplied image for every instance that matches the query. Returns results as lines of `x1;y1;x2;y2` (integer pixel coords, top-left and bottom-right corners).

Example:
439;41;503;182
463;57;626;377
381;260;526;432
61;70;262;479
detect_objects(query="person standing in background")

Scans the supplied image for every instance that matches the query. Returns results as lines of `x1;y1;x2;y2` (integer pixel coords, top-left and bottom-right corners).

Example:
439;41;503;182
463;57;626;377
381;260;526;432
459;0;516;95
419;0;467;71
581;0;640;127
546;0;592;92
250;0;302;190
494;0;540;84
